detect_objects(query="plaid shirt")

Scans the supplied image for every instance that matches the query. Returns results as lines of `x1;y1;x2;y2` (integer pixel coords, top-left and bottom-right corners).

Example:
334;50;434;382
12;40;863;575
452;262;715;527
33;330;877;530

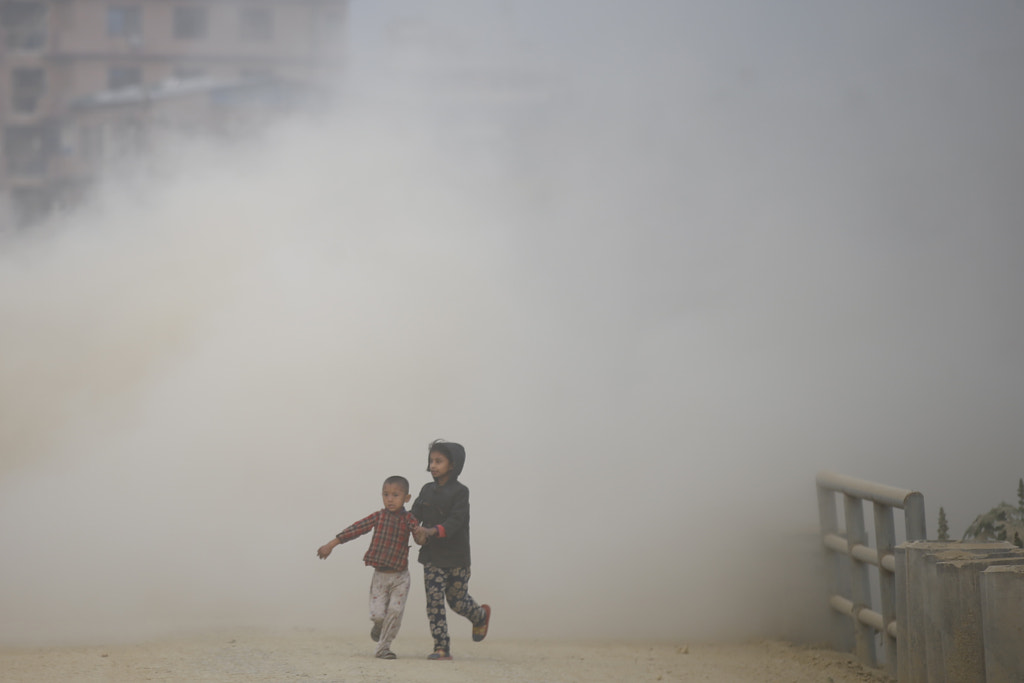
336;508;419;571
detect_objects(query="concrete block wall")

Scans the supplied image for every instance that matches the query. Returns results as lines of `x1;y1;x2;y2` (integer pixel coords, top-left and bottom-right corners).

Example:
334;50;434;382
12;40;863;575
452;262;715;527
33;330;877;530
897;540;1024;683
979;565;1024;683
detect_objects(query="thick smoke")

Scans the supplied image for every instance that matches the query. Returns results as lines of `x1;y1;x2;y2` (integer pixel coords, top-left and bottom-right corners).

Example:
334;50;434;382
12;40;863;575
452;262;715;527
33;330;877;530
2;2;1023;646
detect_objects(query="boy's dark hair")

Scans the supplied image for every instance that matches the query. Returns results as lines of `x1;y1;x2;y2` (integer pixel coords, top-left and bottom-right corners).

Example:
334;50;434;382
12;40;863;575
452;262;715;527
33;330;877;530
383;475;410;494
427;439;453;470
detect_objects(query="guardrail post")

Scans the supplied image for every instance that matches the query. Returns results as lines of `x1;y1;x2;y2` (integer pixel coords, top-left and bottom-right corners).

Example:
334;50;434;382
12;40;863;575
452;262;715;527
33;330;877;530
895;544;911;683
904;491;926;541
816;471;924;675
843;493;876;667
817;483;853;652
873;501;897;677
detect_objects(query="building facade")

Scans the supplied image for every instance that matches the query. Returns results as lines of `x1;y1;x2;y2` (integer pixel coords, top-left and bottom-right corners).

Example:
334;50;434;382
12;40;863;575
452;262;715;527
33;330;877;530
0;0;346;228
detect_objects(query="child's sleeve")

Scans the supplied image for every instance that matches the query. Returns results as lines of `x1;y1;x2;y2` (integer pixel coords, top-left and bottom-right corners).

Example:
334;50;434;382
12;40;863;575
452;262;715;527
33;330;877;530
435;487;469;538
409;485;428;521
335;511;377;544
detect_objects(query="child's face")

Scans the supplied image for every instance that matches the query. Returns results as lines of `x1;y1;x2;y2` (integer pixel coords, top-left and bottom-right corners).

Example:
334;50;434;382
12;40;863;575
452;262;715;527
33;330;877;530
428;452;453;483
382;483;411;512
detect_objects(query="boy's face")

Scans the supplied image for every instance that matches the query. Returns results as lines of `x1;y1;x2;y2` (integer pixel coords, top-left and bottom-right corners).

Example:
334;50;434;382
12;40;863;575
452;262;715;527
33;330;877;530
382;483;411;512
428;452;453;483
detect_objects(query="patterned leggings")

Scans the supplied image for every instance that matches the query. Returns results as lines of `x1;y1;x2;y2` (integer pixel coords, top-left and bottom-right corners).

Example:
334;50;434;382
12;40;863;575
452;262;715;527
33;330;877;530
423;563;486;654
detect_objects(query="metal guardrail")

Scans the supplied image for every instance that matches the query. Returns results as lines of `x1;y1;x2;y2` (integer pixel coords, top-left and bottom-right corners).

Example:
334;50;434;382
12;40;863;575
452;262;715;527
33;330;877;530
816;471;926;677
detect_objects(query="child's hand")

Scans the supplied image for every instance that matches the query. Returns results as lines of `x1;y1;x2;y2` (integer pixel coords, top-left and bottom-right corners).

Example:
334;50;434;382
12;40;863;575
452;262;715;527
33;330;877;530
413;526;438;545
318;538;341;558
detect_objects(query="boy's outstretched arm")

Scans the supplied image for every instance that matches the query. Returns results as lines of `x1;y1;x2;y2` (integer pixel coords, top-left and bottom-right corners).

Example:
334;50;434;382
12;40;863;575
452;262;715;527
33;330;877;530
319;512;377;558
317;537;341;559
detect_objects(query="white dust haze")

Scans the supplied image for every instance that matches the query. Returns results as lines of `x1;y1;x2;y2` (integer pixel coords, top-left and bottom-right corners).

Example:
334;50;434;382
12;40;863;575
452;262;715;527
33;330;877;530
2;2;1024;646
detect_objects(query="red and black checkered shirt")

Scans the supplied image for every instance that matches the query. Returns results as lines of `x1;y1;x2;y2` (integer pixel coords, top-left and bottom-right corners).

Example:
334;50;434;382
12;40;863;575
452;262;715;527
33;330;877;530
336;508;419;571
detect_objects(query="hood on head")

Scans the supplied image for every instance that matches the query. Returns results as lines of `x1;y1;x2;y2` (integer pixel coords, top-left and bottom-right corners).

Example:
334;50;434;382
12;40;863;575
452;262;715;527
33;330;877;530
427;440;466;480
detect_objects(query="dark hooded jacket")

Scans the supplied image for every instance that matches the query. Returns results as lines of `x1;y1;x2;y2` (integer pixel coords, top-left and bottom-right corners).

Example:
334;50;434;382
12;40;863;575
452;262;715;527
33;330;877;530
411;442;471;568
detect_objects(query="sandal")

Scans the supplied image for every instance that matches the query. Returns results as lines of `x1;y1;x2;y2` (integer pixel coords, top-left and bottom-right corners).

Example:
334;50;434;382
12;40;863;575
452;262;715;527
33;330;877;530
472;604;491;642
427;650;453;661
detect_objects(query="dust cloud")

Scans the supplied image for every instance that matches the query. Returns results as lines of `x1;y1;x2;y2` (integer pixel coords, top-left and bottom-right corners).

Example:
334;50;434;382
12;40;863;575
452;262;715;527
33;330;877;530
2;2;1024;646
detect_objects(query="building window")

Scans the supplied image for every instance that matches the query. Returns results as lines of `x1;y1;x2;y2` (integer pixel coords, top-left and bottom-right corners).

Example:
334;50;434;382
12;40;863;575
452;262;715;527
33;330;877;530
0;1;47;50
78;125;104;164
174;6;206;40
5;125;49;177
239;7;272;42
107;5;141;38
11;187;50;227
108;64;142;90
12;67;45;113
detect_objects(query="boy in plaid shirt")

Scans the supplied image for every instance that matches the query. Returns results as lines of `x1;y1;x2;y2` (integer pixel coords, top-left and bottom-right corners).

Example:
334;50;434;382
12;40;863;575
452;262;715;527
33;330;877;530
317;475;421;659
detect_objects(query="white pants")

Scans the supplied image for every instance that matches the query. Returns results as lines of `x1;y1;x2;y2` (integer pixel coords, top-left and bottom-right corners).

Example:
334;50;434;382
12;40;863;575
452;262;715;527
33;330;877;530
369;568;411;655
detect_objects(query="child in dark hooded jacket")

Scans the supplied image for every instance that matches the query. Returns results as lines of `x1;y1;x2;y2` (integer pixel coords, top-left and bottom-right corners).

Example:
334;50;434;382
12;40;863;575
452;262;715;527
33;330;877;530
411;439;491;660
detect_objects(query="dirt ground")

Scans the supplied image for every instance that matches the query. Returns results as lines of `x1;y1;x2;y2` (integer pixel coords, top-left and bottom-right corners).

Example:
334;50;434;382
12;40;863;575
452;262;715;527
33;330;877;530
0;629;893;683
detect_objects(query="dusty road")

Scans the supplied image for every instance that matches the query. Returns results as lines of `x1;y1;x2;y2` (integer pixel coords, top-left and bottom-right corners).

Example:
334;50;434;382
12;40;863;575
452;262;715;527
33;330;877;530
0;629;891;682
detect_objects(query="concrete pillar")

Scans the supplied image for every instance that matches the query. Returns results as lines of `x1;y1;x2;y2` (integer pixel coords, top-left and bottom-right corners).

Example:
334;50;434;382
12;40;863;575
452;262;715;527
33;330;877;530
980;564;1024;683
921;550;946;683
898;541;1015;683
936;554;1024;683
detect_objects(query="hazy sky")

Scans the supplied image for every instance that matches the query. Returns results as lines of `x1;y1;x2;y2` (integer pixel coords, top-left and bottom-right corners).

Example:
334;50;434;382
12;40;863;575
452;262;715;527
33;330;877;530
1;1;1023;646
